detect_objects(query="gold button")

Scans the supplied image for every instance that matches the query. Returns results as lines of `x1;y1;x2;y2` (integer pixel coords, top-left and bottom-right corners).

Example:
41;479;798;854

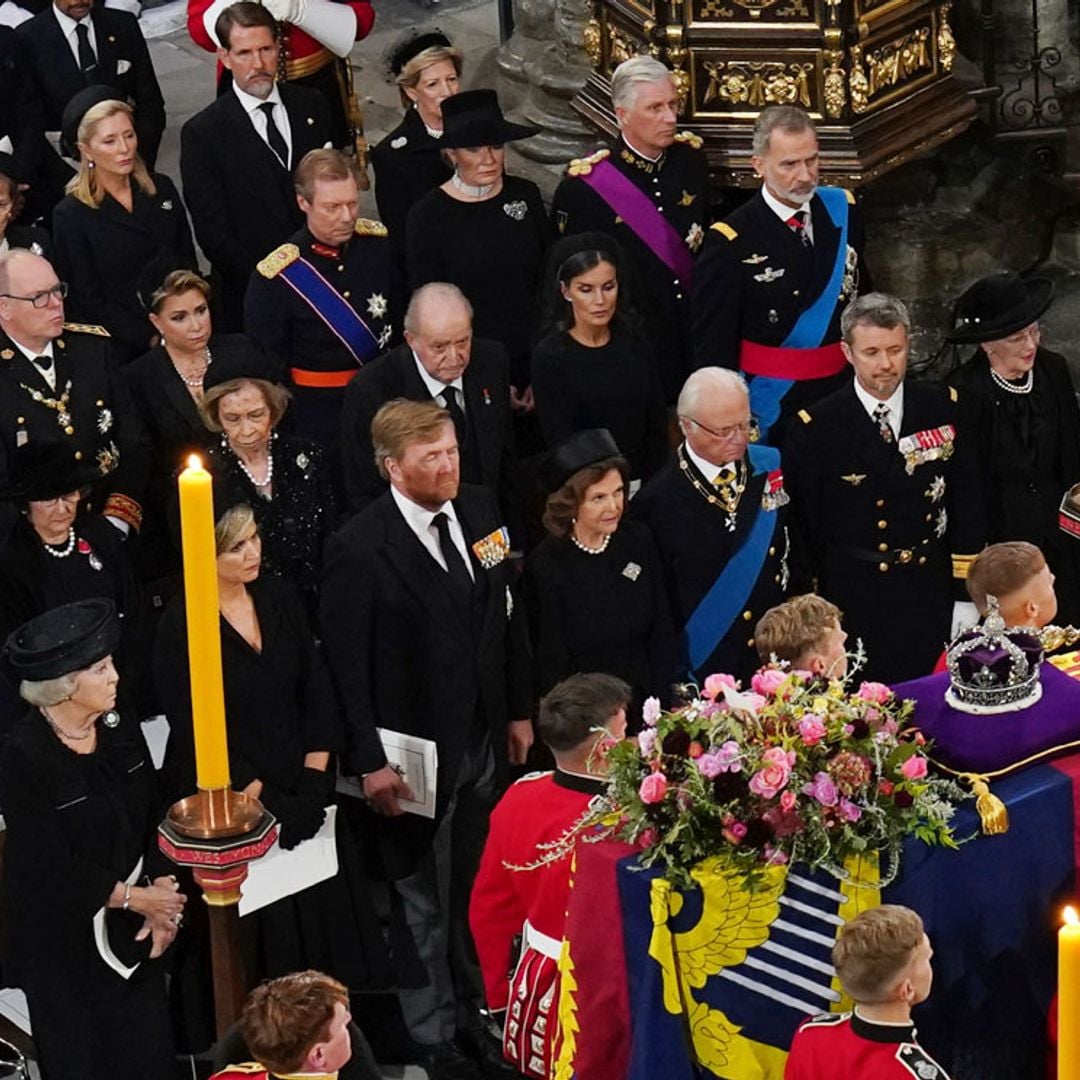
877;519;887;529
774;574;781;583
742;610;753;621
65;426;74;435
918;556;927;565
74;451;82;460
337;265;344;272
16;416;23;424
768;546;776;556
925;513;932;522
878;542;888;552
96;399;103;407
343;290;351;298
879;562;889;572
876;499;885;508
747;637;755;648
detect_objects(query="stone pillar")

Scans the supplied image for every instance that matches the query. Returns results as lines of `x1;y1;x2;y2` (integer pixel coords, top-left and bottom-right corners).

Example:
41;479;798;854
496;0;557;111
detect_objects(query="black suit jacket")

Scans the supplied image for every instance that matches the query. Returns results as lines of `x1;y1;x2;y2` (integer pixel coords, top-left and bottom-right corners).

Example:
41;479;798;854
180;84;333;327
18;6;166;169
320;484;530;869
339;339;517;522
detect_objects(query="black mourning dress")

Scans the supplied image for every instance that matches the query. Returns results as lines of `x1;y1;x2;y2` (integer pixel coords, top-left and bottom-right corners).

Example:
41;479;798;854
405;175;548;388
0;711;175;1079
950;346;1080;622
531;328;670;483
154;575;390;990
523;519;678;719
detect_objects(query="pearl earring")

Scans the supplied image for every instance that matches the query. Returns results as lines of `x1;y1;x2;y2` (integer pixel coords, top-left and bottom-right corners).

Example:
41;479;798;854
87;160;95;170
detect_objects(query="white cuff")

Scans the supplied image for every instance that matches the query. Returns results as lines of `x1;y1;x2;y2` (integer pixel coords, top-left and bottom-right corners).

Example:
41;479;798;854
105;515;131;538
950;601;979;639
292;0;356;58
201;0;236;47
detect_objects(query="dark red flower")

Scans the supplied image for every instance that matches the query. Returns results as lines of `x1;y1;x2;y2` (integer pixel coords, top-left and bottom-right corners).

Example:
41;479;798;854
662;729;692;757
894;789;915;808
743;818;774;848
77;539;91;555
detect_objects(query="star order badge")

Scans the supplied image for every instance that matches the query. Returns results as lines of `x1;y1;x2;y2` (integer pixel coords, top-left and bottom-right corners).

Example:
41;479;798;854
367;293;388;319
472;526;511;569
925;475;946;503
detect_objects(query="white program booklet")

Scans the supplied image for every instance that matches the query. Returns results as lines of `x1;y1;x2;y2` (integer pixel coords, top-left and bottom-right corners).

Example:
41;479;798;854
239;805;338;917
334;728;438;819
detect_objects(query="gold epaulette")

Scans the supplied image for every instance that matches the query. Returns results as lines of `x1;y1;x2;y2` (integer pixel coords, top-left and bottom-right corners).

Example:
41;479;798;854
354;218;388;238
949;385;958;402
952;553;976;580
710;221;738;241
567;148;611;177
257;243;300;279
62;321;110;337
798;409;812;424
844;188;856;204
674;130;703;150
514;770;554;785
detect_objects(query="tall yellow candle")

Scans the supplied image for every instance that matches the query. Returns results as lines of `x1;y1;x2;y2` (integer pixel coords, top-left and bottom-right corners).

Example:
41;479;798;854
1061;905;1080;1079
178;455;231;791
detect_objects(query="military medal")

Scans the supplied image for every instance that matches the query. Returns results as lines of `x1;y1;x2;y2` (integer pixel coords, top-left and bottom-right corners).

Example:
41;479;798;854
754;267;785;283
841;473;867;486
19;379;74;433
472;526;511;569
761;468;789;512
898;425;955;474
366;293;387;319
925;475;946;502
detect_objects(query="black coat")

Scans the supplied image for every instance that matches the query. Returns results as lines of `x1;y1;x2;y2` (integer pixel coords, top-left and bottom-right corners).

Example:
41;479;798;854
630;446;791;684
52;176;197;360
18;6;166;169
0;710;174;1078
320;484;531;874
180;84;334;329
339;338;516;517
550;137;709;402
783;380;985;683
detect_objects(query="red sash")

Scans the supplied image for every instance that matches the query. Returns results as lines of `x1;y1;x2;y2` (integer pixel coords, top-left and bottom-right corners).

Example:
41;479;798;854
739;340;846;380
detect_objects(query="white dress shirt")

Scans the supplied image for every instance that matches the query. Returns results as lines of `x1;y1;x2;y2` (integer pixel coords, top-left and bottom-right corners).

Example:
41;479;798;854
390;485;474;581
53;3;97;68
684;442;737;486
761;183;814;246
232;82;293;167
413;353;465;413
853;379;904;440
10;338;57;391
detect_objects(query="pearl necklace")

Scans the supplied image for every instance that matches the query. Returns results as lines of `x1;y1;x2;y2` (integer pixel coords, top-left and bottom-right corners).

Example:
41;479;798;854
234;446;273;496
450;172;494;199
41;705;94;741
570;531;611;555
172;346;212;388
42;527;76;558
989;366;1033;395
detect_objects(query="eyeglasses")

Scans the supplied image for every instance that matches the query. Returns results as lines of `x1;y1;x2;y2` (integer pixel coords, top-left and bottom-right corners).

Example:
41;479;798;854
1003;322;1040;345
683;416;760;443
0;282;68;308
37;492;82;508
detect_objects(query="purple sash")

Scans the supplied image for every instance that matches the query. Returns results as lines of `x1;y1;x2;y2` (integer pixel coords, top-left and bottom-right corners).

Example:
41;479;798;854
580;158;695;284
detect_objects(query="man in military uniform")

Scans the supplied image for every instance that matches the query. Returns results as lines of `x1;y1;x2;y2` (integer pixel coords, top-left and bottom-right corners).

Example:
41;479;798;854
0;249;146;532
550;55;708;403
244;147;396;445
692;105;871;444
783;293;983;684
630;366;791;684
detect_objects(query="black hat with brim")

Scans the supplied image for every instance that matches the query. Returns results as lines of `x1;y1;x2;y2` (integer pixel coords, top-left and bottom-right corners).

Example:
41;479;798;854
61;85;125;158
137;251;201;312
437;89;539;150
0;151;14;179
202;345;280;393
0;441;100;504
389;30;453;77
541;428;622;492
949;272;1055;344
4;598;120;681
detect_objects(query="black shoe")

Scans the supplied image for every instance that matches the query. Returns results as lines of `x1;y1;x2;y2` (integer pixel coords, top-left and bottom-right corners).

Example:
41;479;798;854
456;1025;520;1078
423;1042;486;1080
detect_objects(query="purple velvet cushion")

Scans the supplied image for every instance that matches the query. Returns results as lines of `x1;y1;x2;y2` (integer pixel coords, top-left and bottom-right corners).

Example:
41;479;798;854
893;662;1080;774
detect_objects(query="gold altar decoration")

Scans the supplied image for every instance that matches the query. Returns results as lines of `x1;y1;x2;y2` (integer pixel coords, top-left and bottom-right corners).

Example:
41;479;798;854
574;0;975;187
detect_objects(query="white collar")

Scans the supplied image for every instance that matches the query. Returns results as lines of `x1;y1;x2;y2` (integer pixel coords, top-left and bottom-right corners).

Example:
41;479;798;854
52;3;87;36
853;379;904;432
683;442;736;486
412;352;464;402
621;136;662;164
760;183;812;224
390;484;457;534
9;336;55;364
232;81;283;115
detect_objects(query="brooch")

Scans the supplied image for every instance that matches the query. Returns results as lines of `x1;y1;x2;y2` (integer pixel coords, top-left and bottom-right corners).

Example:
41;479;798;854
391;136;408;149
503;200;528;221
472;526;511;568
622;562;641;581
482;387;492;406
160;200;173;211
296;452;310;470
685;222;704;252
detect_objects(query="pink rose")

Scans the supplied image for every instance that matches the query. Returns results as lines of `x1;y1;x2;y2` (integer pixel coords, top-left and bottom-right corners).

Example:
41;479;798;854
900;756;928;781
637;827;658;849
748;747;794;798
702;673;738;701
780;790;797;812
803;771;839;807
638;728;657;755
856;681;892;704
751;667;788;697
642;696;662;727
696;751;723;779
639;773;668;804
838;797;862;823
798;715;826;746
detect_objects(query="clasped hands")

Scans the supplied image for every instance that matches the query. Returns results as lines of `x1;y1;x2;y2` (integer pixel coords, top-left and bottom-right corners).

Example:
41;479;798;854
112;876;187;959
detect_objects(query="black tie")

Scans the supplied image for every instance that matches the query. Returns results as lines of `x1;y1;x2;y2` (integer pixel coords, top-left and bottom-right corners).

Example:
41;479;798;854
442;385;467;446
433;511;473;603
75;23;97;76
258;102;288;167
33;355;55;388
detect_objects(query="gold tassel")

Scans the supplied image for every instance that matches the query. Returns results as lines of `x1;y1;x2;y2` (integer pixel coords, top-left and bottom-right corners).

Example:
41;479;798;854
969;776;1009;835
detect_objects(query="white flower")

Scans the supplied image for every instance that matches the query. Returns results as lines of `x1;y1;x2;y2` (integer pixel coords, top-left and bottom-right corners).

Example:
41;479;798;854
642;696;662;726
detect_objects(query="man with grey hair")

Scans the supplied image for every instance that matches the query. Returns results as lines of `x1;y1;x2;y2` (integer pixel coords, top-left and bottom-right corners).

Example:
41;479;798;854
630;365;791;681
550;55;707;402
692;104;871;443
783;292;984;682
339;281;516;523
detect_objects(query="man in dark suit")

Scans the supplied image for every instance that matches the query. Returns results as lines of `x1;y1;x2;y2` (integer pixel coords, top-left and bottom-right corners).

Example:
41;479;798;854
321;398;531;1080
692;106;871;445
180;1;333;330
18;0;165;169
630;366;791;684
339;281;516;521
783;292;984;683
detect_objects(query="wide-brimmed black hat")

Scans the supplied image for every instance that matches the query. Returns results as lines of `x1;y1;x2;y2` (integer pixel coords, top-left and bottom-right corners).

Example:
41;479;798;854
541;428;622;492
4;598;120;681
61;85;126;158
1;441;99;505
389;30;453;77
438;90;539;150
202;346;280;393
949;272;1055;344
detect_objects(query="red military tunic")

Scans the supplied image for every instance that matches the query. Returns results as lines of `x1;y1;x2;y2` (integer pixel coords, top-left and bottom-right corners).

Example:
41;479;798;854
785;1010;951;1079
211;1065;337;1080
469;768;606;1078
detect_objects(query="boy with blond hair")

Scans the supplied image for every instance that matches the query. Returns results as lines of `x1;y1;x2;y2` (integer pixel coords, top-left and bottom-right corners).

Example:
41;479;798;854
755;594;848;679
965;540;1057;629
785;905;950;1079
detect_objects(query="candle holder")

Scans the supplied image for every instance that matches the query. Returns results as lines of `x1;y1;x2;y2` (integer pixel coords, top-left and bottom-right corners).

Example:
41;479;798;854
158;789;278;1033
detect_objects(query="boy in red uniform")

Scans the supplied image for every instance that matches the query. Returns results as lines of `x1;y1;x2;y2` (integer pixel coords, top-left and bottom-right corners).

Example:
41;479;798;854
469;672;631;1078
785;904;950;1079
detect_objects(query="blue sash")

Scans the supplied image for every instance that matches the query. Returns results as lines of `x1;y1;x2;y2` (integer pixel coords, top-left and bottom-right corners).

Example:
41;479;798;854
277;257;381;366
684;443;780;677
750;186;850;440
